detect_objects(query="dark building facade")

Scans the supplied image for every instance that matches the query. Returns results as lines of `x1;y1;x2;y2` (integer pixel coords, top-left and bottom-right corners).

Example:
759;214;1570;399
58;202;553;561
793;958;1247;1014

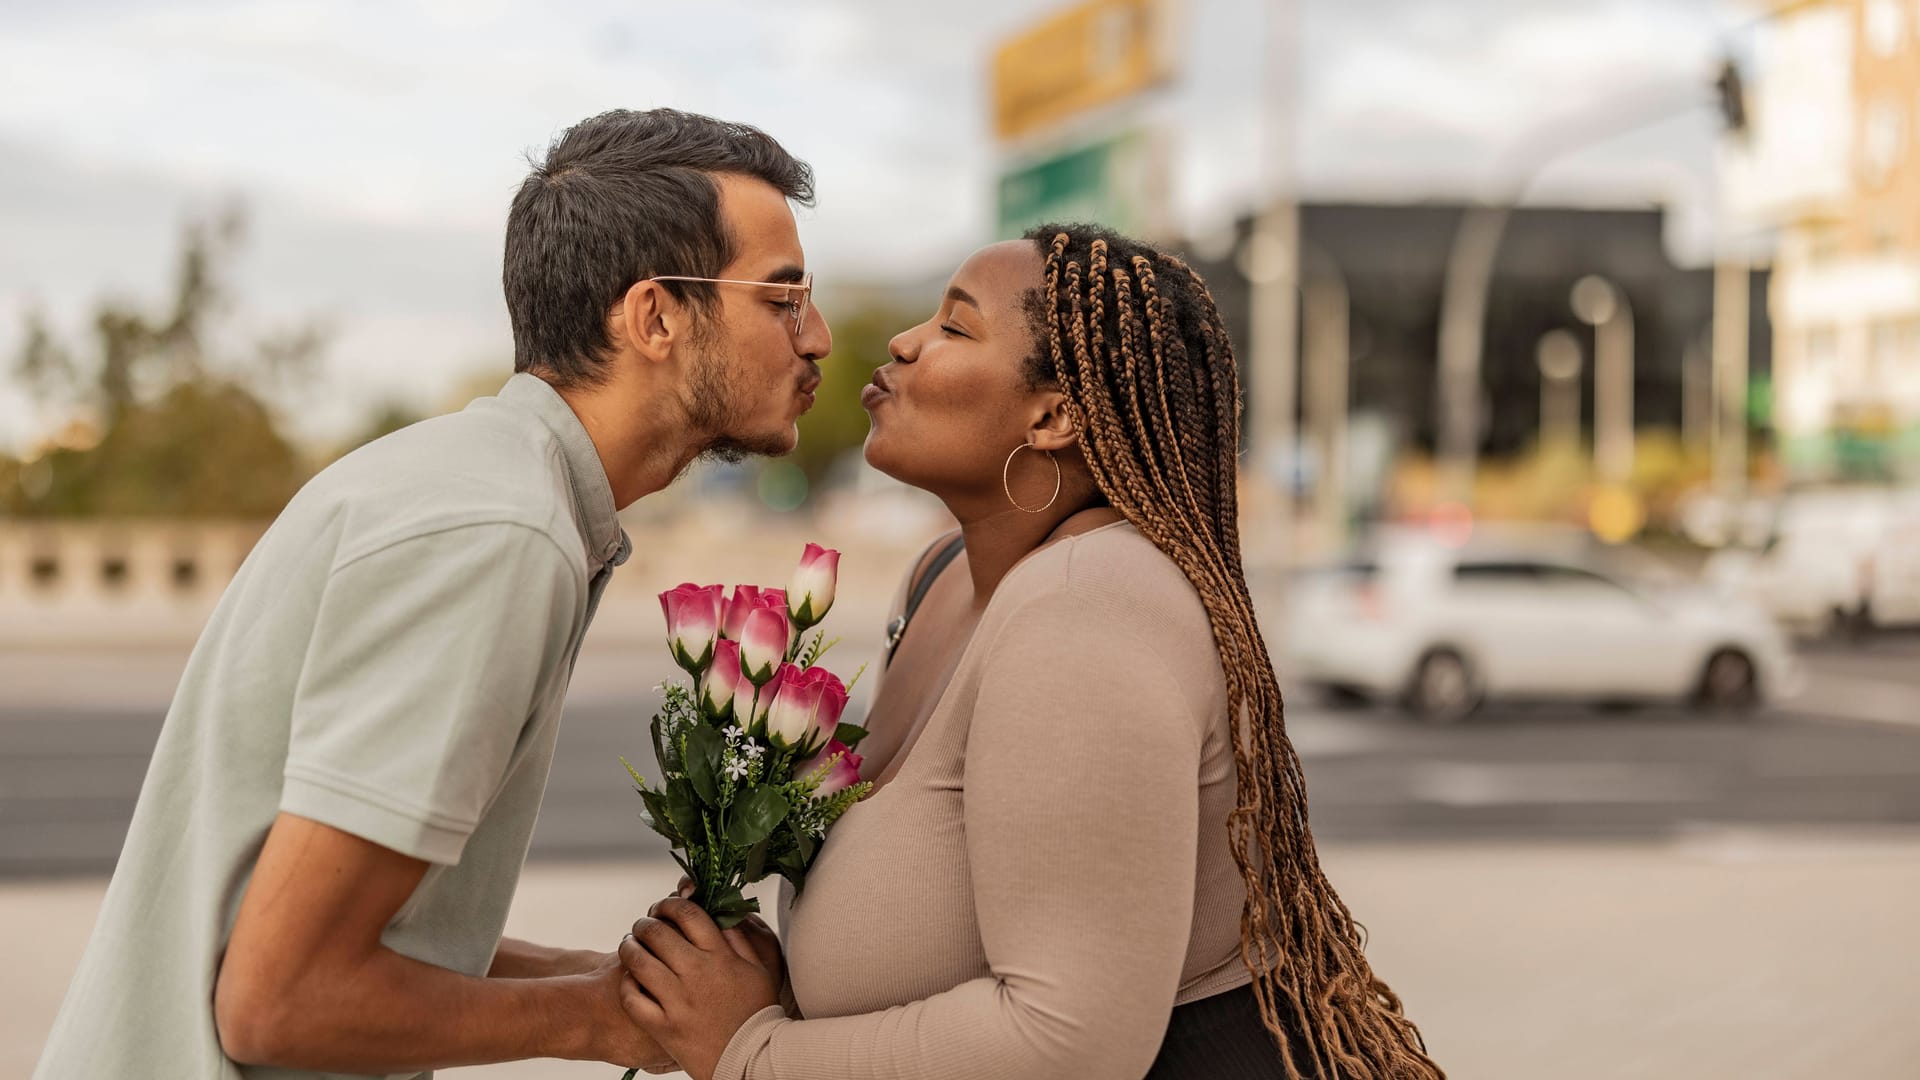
1188;202;1773;459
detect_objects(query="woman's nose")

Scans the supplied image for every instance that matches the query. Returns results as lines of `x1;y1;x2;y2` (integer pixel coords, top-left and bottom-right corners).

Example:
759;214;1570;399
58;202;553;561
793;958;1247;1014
887;326;920;364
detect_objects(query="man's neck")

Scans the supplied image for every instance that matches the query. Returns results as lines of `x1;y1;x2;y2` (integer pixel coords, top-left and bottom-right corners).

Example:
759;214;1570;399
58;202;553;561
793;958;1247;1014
551;380;702;510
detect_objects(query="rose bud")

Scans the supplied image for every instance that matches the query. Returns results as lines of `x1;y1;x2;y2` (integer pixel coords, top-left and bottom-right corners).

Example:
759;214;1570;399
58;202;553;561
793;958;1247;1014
659;583;723;676
721;585;779;641
803;667;849;753
699;638;745;724
798;740;863;799
787;543;841;630
763;665;846;757
739;602;790;686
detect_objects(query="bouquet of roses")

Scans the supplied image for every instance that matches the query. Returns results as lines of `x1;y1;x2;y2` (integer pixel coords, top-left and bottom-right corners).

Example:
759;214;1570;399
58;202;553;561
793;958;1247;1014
624;543;872;931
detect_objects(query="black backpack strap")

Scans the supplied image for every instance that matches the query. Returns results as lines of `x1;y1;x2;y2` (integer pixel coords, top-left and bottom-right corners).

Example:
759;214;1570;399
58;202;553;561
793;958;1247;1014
883;532;966;668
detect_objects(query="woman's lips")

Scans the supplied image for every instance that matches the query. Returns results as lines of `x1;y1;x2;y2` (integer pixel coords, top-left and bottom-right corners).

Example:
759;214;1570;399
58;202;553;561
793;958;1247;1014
861;369;893;410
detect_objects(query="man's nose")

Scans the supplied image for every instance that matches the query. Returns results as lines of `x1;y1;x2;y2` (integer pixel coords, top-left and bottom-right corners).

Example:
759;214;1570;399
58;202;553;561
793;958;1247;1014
799;308;833;362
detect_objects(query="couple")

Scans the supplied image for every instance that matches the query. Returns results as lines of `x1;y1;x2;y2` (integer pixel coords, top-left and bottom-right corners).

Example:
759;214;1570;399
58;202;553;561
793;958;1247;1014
34;109;1441;1080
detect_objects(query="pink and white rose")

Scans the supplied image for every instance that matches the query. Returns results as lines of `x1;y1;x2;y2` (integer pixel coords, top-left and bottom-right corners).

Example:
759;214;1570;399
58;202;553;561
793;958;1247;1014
738;603;790;687
798;740;863;799
698;638;745;723
787;543;841;630
760;663;848;756
721;585;786;642
659;583;723;676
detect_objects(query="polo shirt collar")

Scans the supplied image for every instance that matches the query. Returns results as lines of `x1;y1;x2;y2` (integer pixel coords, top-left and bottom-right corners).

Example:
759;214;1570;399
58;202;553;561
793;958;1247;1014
497;373;632;574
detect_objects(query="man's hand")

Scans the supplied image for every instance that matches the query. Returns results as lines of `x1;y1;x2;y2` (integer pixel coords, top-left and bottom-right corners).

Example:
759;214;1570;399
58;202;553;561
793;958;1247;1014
582;949;680;1074
619;898;783;1080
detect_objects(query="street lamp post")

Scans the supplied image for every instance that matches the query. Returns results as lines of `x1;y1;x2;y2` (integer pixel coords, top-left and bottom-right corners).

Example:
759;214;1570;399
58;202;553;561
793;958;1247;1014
1245;0;1301;567
1536;328;1584;451
1304;268;1350;552
1571;274;1635;486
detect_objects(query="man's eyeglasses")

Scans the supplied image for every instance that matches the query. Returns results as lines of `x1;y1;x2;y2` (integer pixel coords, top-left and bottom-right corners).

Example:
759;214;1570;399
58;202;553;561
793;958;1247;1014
648;273;815;336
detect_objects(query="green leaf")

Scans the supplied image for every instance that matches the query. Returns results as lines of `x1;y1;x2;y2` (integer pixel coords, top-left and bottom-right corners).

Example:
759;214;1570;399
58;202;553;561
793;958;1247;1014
637;787;681;844
775;848;811;893
713;906;759;930
788;818;817;861
662;779;703;842
843;661;870;694
683;723;724;806
669;850;694;882
724;786;790;848
742;837;771;882
651;712;680;773
834;723;869;751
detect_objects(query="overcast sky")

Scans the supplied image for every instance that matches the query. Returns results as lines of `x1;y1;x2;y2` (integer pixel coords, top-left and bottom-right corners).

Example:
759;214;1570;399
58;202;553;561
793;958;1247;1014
0;0;1747;450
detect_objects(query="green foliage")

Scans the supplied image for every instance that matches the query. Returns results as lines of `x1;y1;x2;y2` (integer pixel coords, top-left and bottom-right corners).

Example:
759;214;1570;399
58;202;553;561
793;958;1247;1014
5;204;326;518
3;381;309;517
723;786;790;848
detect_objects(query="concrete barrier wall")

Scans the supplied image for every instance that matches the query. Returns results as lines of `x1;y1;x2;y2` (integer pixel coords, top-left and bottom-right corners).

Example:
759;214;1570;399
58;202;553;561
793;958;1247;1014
0;508;951;651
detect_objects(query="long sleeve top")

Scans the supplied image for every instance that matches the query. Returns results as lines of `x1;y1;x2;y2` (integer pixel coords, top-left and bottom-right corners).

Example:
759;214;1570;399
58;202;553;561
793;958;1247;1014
713;522;1254;1080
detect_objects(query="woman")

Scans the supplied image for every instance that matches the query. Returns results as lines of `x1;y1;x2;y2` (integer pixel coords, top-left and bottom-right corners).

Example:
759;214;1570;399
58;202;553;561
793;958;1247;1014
619;225;1444;1080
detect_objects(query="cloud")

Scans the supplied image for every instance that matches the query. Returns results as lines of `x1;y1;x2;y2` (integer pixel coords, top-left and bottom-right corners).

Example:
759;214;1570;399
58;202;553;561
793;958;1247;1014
0;0;1745;450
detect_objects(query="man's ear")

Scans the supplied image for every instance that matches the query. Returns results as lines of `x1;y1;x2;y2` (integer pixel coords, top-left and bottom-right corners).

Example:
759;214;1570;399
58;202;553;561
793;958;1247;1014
1028;391;1082;454
610;280;682;365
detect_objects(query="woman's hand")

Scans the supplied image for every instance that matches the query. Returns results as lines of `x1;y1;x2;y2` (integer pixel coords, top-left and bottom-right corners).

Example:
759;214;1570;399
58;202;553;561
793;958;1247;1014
619;897;783;1080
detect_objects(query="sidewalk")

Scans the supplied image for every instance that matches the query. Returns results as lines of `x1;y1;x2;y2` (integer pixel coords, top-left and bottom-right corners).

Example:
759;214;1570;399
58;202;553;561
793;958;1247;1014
8;835;1918;1079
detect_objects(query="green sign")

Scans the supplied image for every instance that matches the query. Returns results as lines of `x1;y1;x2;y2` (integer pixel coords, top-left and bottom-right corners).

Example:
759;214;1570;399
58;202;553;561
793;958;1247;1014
996;129;1155;239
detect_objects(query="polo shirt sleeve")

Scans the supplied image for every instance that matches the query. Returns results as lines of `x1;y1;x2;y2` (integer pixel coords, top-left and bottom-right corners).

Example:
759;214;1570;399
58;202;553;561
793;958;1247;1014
280;521;584;865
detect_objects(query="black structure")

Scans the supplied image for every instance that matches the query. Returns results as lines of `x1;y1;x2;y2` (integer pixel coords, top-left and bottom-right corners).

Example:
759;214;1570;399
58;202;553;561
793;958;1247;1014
1187;202;1773;459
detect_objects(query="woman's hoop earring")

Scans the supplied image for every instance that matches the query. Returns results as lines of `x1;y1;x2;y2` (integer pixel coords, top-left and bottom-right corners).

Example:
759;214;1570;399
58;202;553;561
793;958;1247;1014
1003;444;1062;514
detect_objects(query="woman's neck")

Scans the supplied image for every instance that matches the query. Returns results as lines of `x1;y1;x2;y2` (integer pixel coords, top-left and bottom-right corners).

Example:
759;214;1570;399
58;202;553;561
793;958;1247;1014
951;501;1123;607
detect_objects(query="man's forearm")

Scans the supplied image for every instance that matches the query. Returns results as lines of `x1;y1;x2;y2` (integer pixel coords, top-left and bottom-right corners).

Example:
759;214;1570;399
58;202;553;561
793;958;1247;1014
490;936;605;978
219;944;614;1072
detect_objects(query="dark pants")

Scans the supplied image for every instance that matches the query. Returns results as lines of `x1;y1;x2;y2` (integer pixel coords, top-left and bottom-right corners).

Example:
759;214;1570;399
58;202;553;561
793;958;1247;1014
1142;982;1319;1079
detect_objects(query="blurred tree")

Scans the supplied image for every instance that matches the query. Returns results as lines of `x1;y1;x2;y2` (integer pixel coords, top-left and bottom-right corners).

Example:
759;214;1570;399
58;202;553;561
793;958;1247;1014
787;303;913;493
5;205;325;518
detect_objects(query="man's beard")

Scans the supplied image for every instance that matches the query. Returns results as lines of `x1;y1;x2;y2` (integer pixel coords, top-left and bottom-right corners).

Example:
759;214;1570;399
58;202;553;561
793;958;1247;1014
685;336;793;464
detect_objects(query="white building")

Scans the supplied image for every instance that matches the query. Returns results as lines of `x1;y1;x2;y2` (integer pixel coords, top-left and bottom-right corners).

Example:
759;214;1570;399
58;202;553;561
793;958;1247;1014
1725;0;1920;481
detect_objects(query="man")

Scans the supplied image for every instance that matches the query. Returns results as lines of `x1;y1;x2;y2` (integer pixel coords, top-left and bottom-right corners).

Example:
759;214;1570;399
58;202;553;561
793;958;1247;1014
33;107;831;1078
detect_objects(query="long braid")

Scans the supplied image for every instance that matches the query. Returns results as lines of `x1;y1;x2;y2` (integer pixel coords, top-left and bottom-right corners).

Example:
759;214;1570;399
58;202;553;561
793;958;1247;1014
1024;225;1445;1079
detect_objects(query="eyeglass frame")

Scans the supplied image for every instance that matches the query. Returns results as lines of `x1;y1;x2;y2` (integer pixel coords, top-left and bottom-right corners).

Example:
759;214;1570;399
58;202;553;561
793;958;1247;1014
646;273;815;336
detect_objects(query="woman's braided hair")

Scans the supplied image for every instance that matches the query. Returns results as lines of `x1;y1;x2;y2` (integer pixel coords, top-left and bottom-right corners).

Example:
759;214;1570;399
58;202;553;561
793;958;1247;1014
1022;224;1444;1079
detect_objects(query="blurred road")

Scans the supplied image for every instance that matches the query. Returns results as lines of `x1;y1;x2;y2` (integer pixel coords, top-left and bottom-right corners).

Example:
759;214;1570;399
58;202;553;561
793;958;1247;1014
4;630;1919;877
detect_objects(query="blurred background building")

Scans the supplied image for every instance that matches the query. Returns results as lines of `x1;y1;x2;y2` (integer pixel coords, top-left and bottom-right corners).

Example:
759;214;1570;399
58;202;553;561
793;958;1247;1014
1727;0;1920;484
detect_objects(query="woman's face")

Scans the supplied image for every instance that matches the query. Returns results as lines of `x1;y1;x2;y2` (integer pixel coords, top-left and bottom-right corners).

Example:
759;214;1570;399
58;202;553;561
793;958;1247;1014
861;241;1052;502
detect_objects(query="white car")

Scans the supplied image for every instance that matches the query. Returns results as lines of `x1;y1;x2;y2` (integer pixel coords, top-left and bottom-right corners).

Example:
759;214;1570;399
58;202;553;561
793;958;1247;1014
1286;535;1802;721
1702;488;1894;636
1865;494;1920;628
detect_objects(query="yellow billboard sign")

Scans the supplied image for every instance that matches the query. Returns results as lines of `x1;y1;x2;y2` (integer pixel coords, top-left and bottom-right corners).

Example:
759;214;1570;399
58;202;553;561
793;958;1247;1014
991;0;1174;142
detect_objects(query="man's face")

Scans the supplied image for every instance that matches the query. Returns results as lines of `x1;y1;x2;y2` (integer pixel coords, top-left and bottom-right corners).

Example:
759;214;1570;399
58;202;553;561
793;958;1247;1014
682;174;833;461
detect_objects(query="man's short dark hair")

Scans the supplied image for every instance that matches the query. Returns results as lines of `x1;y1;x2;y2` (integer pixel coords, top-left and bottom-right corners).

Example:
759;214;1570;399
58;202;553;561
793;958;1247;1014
504;108;815;386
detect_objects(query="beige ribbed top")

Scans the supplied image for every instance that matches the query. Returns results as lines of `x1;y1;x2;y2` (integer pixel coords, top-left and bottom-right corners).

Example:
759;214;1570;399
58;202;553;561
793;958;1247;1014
713;522;1254;1080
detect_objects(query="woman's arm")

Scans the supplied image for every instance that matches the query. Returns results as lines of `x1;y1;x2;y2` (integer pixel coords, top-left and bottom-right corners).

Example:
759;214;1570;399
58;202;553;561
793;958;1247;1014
641;583;1209;1080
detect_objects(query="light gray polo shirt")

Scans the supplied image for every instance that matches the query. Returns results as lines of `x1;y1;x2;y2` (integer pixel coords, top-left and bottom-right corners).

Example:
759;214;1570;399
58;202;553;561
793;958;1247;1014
34;374;631;1080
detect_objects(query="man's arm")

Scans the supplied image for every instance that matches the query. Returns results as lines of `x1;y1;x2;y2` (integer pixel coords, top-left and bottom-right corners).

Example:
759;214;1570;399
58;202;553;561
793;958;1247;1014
490;937;606;979
213;812;669;1074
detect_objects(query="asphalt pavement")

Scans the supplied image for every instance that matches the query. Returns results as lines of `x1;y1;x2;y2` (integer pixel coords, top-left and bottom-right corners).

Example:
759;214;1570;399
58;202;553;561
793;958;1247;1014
3;630;1918;877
